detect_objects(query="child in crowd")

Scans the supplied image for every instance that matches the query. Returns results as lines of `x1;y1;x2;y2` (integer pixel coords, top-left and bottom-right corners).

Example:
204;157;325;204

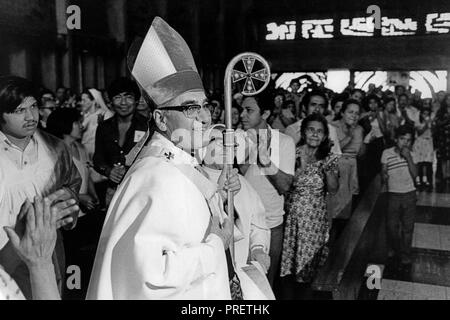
413;107;434;190
381;125;417;267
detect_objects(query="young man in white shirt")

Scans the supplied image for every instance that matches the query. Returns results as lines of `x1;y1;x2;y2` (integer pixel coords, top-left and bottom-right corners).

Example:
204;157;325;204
238;94;296;288
0;76;81;298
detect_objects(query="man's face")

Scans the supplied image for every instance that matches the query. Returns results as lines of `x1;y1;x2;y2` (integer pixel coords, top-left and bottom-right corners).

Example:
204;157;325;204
351;91;363;102
306;95;326;115
368;99;379;112
56;88;66;101
211;102;222;121
80;93;94;113
112;91;137;118
136;96;148;111
159;90;211;150
399;96;408;108
290;82;300;93
41;93;55;105
395;86;405;96
232;107;240;126
333;101;343;115
386;101;396;112
240;97;266;130
234;95;243;106
39;100;56;121
1;96;39;139
274;95;284;109
396;133;412;150
70;120;82;140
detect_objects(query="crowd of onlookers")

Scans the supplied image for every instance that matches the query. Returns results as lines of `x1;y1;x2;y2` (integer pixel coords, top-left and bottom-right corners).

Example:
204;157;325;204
209;79;450;192
204;79;450;298
1;72;450;300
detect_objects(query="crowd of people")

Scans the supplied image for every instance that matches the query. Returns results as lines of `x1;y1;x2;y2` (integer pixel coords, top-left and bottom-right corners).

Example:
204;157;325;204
1;17;449;300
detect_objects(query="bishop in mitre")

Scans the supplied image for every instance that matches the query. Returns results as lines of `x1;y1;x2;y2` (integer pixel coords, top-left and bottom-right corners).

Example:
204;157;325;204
86;17;241;300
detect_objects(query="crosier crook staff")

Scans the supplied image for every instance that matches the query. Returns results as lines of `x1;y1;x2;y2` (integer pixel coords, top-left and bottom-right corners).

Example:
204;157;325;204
223;52;271;263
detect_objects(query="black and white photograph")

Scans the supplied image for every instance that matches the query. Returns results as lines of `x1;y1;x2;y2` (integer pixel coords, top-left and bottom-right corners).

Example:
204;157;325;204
0;0;450;308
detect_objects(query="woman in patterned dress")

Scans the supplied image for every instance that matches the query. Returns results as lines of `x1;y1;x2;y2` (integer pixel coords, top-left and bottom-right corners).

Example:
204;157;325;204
280;114;339;298
433;94;450;185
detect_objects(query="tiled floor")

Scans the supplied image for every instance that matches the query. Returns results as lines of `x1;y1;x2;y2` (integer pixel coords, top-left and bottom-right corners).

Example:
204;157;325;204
413;223;444;251
381;248;450;287
417;192;450;208
412;223;450;251
415;206;450;226
371;189;450;300
377;279;449;300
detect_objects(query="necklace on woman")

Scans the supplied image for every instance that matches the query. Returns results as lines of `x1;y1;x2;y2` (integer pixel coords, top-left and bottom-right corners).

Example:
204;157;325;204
299;145;316;165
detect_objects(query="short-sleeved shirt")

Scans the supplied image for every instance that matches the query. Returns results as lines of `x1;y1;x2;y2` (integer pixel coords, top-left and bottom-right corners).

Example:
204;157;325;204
240;127;296;229
381;147;416;193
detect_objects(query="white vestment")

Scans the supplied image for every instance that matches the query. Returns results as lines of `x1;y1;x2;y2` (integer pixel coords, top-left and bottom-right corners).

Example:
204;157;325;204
202;167;274;300
201;167;270;266
86;133;231;300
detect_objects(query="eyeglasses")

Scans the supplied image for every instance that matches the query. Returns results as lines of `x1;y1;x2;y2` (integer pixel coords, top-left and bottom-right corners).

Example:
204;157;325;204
305;127;325;136
164;103;213;119
41;106;57;111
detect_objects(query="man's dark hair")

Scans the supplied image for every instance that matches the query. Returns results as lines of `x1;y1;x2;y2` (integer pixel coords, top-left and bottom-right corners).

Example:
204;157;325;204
46;108;82;139
39;88;55;100
362;94;381;112
383;96;396;106
289;78;300;86
107;77;141;101
395;85;405;92
0;76;37;123
299;113;331;160
81;89;95;101
395;124;415;139
331;94;346;108
283;100;295;109
350;88;365;96
242;93;272;114
398;93;409;101
232;101;243;114
341;99;361;113
301;90;328;110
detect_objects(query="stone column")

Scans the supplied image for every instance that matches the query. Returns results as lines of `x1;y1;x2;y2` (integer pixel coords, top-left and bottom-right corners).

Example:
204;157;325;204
41;50;57;90
9;46;28;78
106;0;127;76
447;68;450;93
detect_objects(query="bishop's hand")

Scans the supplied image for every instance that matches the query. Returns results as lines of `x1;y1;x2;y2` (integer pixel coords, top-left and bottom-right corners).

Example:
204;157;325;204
218;168;241;201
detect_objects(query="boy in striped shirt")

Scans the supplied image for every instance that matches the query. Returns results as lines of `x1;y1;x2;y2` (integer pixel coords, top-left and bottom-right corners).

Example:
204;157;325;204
381;125;418;267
